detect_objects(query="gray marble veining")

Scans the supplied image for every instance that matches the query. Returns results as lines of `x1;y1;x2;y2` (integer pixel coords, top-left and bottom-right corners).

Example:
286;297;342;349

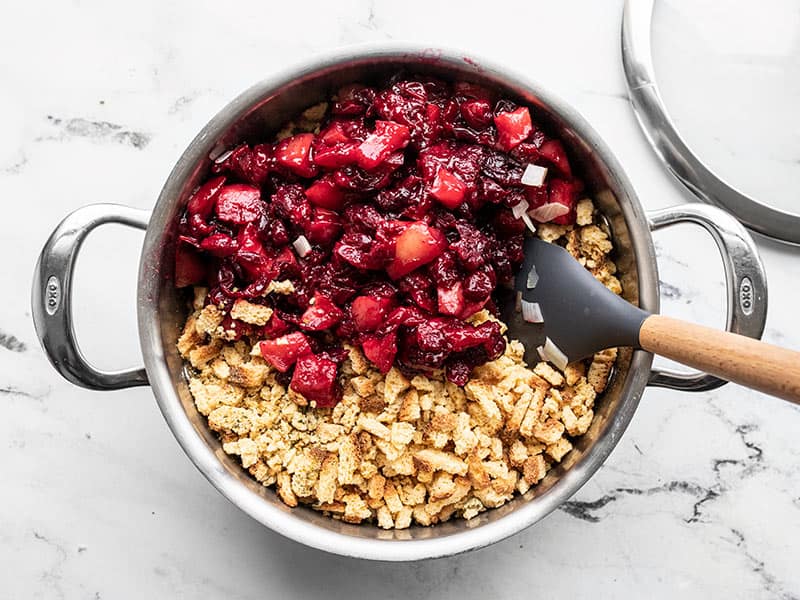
1;0;799;598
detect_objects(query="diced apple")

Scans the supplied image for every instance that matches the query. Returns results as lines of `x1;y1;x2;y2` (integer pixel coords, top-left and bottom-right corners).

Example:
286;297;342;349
351;295;394;332
215;184;263;224
187;176;226;219
290;353;341;407
545;178;579;225
305;175;347;211
304;208;342;246
429;168;467;209
386;222;447;279
361;331;398;374
437;281;465;316
356;121;410;170
539;139;572;177
494;107;532;151
275;133;318;178
258;332;313;372
299;292;344;331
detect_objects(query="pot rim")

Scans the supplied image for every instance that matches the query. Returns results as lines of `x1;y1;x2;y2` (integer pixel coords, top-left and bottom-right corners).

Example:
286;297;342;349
137;42;659;561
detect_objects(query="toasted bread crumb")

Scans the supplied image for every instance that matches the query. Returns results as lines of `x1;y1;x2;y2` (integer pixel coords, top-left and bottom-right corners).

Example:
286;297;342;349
180;200;620;528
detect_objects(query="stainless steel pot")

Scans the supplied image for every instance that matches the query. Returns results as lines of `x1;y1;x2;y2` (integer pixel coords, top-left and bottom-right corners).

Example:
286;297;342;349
32;45;767;561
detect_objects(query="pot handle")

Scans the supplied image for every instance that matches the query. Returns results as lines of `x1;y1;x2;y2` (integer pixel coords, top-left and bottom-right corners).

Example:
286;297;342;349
646;203;767;391
32;204;152;390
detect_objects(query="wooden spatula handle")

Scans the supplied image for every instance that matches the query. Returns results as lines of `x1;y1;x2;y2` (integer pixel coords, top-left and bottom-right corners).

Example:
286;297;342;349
639;314;800;403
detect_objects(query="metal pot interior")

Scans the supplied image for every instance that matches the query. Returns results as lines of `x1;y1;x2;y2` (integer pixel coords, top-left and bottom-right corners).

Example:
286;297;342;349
138;48;658;556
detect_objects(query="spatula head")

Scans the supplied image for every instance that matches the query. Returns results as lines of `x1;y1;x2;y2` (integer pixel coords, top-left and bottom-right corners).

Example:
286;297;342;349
502;237;648;365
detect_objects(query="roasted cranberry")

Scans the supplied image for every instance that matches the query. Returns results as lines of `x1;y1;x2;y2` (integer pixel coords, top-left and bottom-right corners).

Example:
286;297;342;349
399;272;437;313
272;184;311;226
464;269;493;301
332;84;377;116
428;250;459;286
451;222;490;271
343;203;384;234
334;232;389;271
460;99;493;129
212;145;274;185
481;151;524;187
264;218;290;246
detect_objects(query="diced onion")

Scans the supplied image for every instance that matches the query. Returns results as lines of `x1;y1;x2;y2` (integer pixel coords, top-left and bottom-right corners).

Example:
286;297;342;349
293;235;312;258
511;197;529;219
521;213;537;234
213;149;234;164
209;144;229;161
540;336;568;370
528;202;570;223
521;299;544;323
526;265;539;289
521;164;548;187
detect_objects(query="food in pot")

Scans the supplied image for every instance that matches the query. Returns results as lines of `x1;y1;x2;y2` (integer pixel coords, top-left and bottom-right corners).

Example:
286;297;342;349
175;77;622;527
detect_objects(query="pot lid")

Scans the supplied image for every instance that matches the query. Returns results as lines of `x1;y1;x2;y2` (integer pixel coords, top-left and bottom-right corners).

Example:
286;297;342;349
622;0;800;245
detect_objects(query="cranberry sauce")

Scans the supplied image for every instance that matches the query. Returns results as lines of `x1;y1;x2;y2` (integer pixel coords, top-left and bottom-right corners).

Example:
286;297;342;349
176;77;583;406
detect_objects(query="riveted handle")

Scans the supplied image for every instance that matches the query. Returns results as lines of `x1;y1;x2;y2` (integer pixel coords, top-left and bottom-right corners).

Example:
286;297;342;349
32;204;151;390
646;203;768;391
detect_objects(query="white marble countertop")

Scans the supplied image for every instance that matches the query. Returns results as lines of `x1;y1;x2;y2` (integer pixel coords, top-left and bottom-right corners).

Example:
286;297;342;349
2;1;799;598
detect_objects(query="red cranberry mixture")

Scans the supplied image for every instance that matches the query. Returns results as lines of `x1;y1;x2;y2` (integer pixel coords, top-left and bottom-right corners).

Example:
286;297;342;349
175;77;583;407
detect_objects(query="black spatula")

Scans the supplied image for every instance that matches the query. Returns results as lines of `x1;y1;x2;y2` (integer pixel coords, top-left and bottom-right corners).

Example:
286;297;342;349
501;237;800;403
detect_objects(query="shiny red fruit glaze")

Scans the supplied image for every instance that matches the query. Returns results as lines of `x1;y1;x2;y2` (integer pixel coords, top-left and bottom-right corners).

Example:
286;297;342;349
179;76;585;405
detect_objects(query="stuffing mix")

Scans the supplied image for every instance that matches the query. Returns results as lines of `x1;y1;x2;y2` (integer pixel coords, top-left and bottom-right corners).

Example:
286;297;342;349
174;77;622;528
